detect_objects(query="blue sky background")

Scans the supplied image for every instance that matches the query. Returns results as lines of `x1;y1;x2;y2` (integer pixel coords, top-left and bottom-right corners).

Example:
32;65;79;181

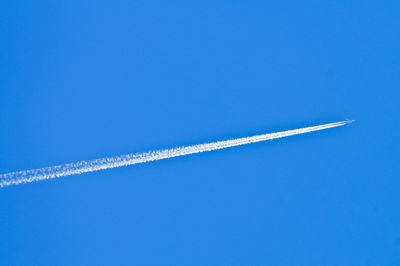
0;1;399;265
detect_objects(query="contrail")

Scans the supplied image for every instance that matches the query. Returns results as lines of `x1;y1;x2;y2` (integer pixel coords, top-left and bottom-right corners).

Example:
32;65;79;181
0;120;353;187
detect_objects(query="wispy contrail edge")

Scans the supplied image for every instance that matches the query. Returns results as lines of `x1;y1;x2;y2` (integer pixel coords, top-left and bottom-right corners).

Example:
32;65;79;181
0;120;353;187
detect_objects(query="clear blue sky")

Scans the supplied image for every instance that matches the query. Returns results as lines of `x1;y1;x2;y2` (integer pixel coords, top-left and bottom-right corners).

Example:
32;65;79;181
0;1;399;265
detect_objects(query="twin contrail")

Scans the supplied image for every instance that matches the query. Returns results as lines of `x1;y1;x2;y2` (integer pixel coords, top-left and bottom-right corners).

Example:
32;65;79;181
0;120;353;188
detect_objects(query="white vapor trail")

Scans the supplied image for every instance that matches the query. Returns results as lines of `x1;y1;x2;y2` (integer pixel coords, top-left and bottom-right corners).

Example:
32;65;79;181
0;121;353;187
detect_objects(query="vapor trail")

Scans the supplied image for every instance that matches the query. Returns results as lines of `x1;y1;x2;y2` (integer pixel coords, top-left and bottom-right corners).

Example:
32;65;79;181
0;121;353;187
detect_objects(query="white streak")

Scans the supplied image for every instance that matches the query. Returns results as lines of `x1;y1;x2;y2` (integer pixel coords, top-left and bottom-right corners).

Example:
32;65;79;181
0;121;352;187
